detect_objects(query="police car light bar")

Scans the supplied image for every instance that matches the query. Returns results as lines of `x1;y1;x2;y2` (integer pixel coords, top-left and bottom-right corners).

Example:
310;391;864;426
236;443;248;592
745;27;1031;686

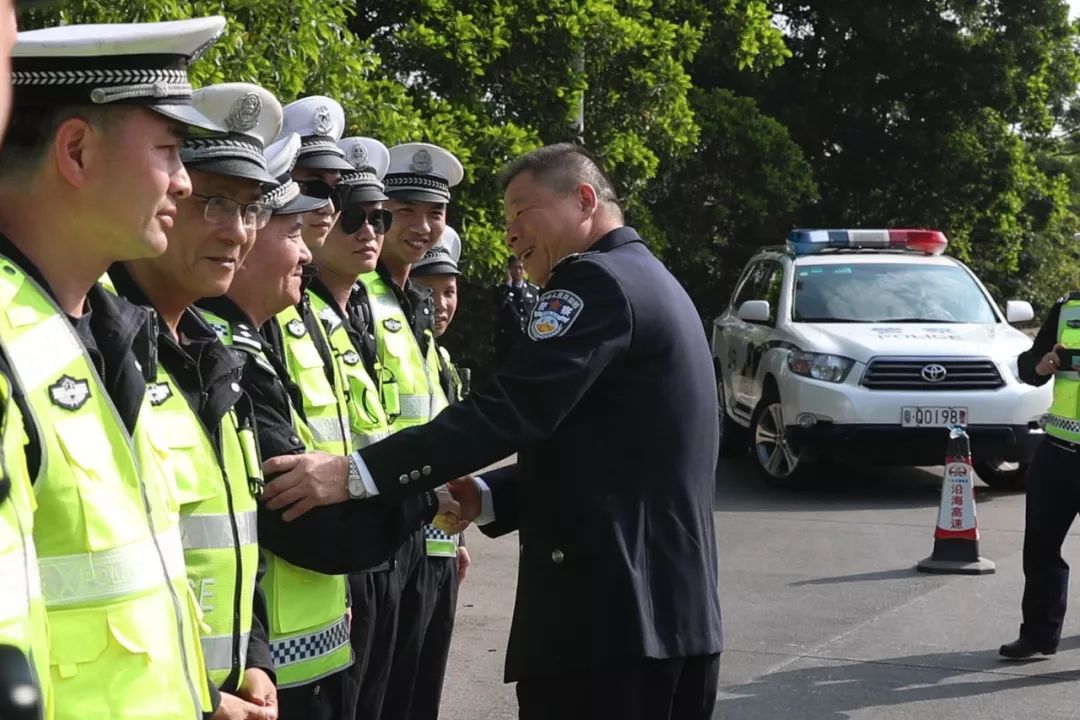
787;229;948;256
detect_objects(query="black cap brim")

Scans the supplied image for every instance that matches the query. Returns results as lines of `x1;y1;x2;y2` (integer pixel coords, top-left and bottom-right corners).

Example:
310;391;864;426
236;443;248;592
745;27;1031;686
344;188;390;203
185;158;278;186
411;261;460;277
385;188;449;205
295;151;356;172
152;103;227;136
276;193;330;216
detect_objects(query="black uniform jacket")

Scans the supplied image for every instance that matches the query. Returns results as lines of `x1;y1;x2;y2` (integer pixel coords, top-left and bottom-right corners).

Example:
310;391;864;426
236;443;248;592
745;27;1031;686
1017;293;1078;386
358;227;724;681
196;295;439;576
108;264;276;699
494;280;539;345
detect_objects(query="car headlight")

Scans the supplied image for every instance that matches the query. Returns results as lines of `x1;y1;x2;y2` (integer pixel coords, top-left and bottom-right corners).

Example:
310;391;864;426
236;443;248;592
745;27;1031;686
787;351;855;383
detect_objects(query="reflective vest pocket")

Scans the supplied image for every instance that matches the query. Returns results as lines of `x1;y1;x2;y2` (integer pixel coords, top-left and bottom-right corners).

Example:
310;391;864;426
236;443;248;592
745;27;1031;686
271;558;344;635
49;599;194;718
288;340;337;408
156;413;218;508
52;416;156;553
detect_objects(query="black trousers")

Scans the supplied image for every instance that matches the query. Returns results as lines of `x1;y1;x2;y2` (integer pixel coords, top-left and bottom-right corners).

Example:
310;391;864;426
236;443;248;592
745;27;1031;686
381;545;459;720
351;533;420;719
1020;437;1080;647
277;669;352;720
516;654;721;720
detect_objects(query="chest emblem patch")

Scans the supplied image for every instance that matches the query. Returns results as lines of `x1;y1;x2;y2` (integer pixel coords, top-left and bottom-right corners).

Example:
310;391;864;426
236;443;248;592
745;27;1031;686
286;318;307;337
48;375;91;411
383;318;403;333
147;382;173;407
342;350;361;366
529;290;584;341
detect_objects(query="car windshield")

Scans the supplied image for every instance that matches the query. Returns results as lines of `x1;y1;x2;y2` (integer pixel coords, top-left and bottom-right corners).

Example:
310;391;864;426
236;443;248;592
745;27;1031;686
792;262;998;324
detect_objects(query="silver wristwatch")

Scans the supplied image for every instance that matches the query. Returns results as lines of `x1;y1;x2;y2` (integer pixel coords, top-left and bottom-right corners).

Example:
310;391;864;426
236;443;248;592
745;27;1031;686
346;456;366;499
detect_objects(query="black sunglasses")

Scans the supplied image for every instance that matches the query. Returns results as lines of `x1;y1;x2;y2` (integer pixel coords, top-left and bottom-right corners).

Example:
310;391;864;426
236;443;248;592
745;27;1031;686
296;180;351;210
341;206;392;235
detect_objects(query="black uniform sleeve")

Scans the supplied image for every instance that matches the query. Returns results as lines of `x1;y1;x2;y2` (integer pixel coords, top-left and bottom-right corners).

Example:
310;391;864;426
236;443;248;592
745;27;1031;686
478;464;520;538
245;548;275;682
360;258;632;504
1018;300;1062;386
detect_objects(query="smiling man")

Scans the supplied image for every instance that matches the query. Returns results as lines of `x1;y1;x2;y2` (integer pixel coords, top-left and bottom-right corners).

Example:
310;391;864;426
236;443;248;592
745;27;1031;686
263;143;725;720
108;82;283;720
0;17;229;720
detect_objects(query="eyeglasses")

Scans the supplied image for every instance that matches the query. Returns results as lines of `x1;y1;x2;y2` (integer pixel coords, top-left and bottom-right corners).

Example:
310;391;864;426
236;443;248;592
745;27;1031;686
190;193;271;230
296;180;350;211
341;206;392;235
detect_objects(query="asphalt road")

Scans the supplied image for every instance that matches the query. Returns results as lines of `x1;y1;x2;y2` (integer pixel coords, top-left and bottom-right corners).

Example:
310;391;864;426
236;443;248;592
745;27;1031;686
439;455;1080;720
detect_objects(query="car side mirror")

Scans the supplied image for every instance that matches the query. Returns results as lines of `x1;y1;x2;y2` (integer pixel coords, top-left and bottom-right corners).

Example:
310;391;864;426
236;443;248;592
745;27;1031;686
737;300;771;324
1005;300;1034;324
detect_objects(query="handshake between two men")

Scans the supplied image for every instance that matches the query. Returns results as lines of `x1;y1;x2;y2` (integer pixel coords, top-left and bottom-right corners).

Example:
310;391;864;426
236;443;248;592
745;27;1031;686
258;450;482;533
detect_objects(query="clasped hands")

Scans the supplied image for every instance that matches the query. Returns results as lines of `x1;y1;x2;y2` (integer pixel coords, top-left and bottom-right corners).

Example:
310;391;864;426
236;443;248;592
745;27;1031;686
260;451;482;530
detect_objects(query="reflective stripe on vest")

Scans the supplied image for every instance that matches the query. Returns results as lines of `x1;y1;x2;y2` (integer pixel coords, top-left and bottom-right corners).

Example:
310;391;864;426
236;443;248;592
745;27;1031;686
308;292;392;449
360;273;448;430
181;511;257;551
201;631;250;678
39;527;186;607
1048;299;1080;443
0;260;207;719
275;304;352;455
270;615;351;682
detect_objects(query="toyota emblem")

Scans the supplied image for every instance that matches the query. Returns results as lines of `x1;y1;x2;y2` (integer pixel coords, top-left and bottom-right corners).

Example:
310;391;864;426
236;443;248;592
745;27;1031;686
921;364;948;383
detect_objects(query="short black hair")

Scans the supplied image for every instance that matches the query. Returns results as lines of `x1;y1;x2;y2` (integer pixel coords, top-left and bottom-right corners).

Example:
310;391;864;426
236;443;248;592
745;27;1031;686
0;105;126;180
497;143;621;211
507;255;523;268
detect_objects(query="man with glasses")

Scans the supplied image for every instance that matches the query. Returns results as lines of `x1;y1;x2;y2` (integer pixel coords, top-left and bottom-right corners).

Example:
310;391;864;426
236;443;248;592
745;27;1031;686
0;18;230;719
105;82;282;720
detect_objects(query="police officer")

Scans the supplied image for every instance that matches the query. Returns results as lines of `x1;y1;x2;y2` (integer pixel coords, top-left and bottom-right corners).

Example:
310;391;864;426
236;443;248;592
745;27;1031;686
270;143;725;720
1000;293;1080;659
106;82;284;718
355;141;460;720
409;226;470;719
492;255;538;364
0;18;227;719
197;134;449;719
303;135;403;718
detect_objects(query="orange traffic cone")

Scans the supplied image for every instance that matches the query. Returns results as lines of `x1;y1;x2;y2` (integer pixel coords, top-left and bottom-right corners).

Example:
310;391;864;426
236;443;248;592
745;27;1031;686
916;426;996;575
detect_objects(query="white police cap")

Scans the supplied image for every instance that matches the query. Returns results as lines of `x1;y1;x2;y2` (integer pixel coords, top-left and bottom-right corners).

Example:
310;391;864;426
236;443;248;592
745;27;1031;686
262;133;330;216
12;17;227;134
384;142;463;204
338;136;390;202
181;83;282;185
278;95;353;172
412;226;461;277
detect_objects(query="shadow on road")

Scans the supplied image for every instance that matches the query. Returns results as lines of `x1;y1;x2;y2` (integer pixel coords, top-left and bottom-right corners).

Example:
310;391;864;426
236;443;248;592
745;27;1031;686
715;458;1015;514
714;641;1080;719
789;568;922;587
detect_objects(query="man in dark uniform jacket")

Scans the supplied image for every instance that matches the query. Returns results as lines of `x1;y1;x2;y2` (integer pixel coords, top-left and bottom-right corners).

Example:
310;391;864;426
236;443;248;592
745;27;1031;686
265;143;724;720
492;256;539;364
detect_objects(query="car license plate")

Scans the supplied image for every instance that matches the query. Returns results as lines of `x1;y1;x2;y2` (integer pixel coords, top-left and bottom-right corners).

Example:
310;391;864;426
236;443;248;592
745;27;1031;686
901;406;968;428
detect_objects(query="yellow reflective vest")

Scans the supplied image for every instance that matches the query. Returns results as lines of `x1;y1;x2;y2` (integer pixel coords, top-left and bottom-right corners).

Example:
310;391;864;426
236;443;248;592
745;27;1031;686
0;369;51;718
1047;298;1080;443
0;257;208;719
199;307;353;689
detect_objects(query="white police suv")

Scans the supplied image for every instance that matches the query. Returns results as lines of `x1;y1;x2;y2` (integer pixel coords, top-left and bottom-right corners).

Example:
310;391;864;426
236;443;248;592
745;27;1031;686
711;229;1052;489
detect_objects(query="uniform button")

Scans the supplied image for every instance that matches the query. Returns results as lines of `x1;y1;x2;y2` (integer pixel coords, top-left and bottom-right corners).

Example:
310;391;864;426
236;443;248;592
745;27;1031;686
289;435;300;445
313;685;320;696
551;549;565;564
399;474;409;485
410;470;420;481
230;382;240;392
520;544;525;556
422;465;432;476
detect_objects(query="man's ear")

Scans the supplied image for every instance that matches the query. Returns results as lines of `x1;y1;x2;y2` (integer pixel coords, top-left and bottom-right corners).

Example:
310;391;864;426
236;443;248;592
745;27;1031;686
52;117;99;189
578;183;599;215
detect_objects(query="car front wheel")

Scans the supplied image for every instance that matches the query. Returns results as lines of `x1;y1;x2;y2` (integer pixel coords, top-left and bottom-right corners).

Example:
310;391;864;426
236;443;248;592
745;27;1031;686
751;393;809;486
974;459;1028;491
